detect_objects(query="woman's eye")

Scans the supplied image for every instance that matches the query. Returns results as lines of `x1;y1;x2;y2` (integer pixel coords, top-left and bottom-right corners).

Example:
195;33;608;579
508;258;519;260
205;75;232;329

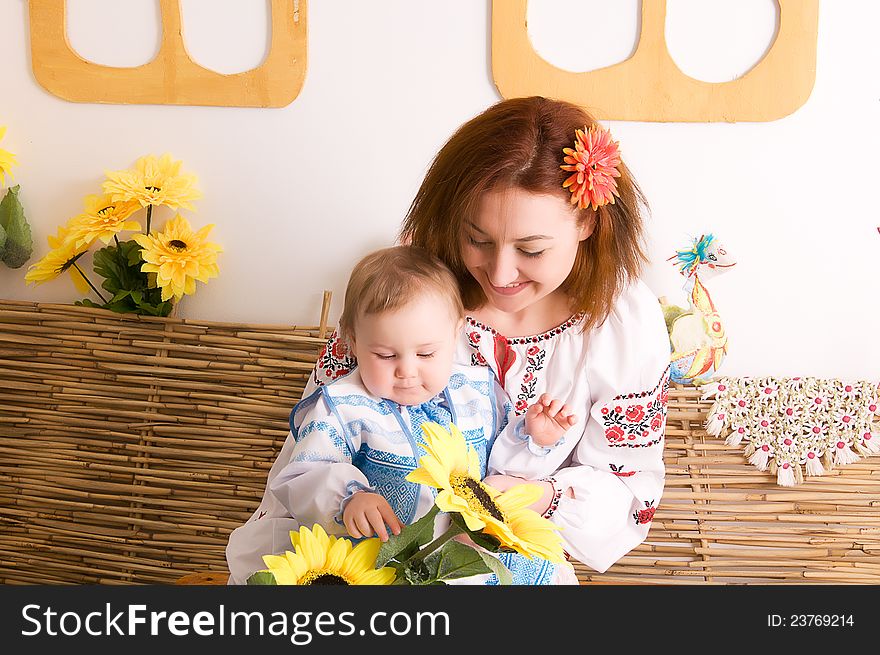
468;236;490;248
417;352;435;359
519;249;544;258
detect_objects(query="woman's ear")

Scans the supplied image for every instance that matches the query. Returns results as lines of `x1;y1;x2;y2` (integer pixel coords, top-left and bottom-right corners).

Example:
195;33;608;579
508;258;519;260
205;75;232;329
578;213;597;241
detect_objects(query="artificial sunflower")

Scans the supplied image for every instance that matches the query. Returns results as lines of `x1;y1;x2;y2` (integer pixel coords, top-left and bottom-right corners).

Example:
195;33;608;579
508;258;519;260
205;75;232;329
132;213;221;302
24;225;92;294
0;126;18;184
560;124;621;211
406;422;566;562
103;153;202;211
260;524;396;585
68;194;141;248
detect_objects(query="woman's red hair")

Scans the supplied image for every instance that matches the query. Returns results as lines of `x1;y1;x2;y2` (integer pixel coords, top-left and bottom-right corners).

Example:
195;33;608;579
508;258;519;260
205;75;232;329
400;96;649;332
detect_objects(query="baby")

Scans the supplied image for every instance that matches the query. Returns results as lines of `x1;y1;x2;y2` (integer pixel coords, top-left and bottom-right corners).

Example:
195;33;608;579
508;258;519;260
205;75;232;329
225;245;576;583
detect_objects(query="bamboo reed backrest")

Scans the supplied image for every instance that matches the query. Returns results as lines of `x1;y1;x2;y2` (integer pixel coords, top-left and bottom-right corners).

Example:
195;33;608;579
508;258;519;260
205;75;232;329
1;299;878;584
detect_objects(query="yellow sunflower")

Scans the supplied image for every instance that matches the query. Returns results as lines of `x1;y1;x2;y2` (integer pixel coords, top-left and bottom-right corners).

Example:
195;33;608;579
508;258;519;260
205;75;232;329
24;225;92;294
132;214;221;302
260;524;396;585
0;126;18;185
406;422;566;563
67;194;142;248
103;153;202;210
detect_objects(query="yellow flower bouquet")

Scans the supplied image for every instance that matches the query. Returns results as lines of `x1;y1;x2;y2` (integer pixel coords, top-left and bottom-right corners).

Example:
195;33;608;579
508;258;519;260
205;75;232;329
248;423;566;586
25;153;221;316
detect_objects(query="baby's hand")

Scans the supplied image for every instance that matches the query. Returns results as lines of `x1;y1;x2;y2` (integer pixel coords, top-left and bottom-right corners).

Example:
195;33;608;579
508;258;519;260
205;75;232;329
525;393;578;447
342;491;403;542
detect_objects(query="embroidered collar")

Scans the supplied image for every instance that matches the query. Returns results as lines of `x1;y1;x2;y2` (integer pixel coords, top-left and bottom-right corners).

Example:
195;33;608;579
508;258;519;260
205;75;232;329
465;313;584;344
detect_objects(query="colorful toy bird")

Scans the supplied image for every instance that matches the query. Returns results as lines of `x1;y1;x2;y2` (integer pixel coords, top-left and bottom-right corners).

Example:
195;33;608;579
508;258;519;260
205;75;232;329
659;234;736;385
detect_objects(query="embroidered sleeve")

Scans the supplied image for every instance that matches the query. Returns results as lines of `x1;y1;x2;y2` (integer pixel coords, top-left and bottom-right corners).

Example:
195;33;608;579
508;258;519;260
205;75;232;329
268;392;369;537
549;280;671;573
306;329;358;395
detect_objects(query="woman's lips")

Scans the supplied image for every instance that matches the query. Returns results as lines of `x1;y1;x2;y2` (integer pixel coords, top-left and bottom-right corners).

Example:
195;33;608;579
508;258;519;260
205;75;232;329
490;281;529;296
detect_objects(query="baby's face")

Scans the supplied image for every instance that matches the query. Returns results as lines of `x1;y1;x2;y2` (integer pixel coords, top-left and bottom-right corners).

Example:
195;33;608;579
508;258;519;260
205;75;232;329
350;292;461;406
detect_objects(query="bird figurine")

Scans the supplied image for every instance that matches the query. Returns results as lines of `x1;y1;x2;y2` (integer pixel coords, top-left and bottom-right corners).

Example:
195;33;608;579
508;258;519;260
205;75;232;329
659;234;736;385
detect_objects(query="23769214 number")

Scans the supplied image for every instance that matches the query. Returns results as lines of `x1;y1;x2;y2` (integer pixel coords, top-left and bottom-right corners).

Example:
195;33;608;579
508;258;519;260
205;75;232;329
768;615;855;627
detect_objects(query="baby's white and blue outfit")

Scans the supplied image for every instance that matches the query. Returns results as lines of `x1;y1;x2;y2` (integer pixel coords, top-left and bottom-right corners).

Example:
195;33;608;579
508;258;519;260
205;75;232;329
225;363;575;585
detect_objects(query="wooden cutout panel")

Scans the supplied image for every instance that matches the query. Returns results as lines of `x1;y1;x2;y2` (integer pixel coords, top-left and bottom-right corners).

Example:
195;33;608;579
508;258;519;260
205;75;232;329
492;0;818;122
29;0;307;108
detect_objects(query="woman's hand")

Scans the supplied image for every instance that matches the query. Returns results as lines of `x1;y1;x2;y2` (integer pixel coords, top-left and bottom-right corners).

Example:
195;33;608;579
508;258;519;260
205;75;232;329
525;393;578;447
342;491;403;541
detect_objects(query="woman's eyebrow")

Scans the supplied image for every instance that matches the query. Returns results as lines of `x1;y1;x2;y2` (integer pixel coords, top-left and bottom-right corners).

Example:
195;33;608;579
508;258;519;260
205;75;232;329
465;221;552;242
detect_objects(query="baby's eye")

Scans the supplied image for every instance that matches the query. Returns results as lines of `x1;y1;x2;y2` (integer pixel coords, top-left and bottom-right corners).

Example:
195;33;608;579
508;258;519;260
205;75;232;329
374;353;395;360
417;352;435;359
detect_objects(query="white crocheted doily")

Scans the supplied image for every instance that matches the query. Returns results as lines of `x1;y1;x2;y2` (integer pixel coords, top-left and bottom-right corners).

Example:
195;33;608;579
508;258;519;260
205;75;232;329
702;377;880;486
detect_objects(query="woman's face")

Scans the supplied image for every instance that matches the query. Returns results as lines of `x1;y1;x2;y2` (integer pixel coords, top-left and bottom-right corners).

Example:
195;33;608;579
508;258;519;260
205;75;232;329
461;187;593;315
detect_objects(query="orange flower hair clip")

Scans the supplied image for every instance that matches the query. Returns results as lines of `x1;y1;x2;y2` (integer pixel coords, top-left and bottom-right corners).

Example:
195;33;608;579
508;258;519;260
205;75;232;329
560;125;621;211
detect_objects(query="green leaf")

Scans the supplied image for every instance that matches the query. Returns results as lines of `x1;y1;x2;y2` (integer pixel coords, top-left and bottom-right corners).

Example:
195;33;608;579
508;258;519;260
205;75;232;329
376;505;439;568
93;240;149;295
449;513;505;552
423;540;495;582
246;571;277;585
476;550;513;585
0;185;33;268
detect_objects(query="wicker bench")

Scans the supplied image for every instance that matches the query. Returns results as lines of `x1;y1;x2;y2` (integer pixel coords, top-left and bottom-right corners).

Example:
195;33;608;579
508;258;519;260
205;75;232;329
2;299;878;585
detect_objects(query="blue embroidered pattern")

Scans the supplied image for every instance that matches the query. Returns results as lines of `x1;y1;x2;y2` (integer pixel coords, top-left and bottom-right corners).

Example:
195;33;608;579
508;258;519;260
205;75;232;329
355;447;420;522
293;420;348;456
345;417;409;446
485;552;556;586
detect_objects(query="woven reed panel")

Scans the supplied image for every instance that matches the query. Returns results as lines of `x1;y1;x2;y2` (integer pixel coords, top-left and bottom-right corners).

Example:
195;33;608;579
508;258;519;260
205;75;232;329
2;300;878;585
0;300;327;585
575;384;880;585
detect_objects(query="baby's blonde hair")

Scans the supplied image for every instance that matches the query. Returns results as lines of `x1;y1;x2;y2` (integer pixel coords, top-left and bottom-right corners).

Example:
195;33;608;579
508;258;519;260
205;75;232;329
338;245;465;345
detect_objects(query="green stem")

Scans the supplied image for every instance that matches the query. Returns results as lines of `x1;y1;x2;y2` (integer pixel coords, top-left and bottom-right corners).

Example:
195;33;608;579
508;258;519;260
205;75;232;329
146;205;153;235
72;262;109;304
408;523;465;565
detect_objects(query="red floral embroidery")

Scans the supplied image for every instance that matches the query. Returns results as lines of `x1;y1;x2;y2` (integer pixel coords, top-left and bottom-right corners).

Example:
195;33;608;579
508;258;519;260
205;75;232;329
314;330;357;386
605;425;625;443
515;399;528;413
601;366;670;448
625;405;645;422
515;343;546;415
633;500;656;525
609;463;636;477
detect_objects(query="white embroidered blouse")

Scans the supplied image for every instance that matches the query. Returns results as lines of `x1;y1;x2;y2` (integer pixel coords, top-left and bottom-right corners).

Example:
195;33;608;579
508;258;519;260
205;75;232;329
308;280;671;573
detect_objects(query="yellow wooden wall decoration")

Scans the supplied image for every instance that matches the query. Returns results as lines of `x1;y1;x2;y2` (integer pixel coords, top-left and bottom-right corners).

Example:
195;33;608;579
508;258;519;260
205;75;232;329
28;0;307;108
492;0;819;122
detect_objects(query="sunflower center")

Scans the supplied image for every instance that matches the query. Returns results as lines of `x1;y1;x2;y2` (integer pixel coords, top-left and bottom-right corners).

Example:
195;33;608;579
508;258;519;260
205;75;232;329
98;205;115;216
451;475;505;522
168;239;188;251
300;571;350;585
145;186;162;193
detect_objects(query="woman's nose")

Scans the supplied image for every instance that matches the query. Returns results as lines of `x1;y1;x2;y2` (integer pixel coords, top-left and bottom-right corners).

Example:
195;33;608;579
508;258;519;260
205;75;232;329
487;251;518;286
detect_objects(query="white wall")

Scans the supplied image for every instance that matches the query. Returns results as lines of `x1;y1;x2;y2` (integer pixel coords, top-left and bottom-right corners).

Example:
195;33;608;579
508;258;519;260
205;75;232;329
1;0;877;380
